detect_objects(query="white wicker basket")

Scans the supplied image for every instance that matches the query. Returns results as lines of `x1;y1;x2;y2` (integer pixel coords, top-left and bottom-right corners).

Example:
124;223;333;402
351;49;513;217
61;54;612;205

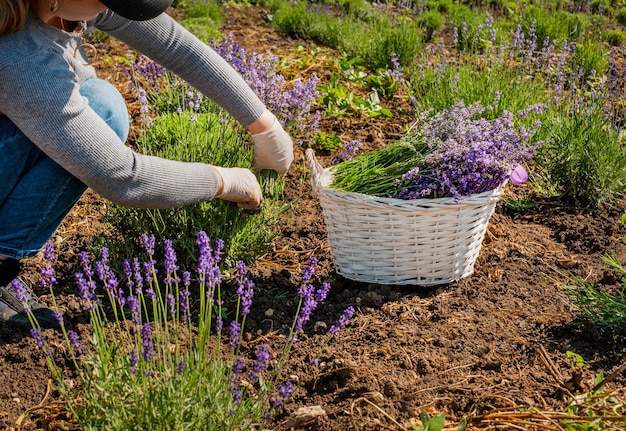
306;149;504;286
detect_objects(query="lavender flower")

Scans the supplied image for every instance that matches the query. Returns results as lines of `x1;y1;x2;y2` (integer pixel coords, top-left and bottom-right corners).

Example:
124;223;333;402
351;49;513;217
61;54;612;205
141;233;156;256
231;358;245;374
167;293;176;316
75;272;98;311
11;279;29;313
179;289;191;322
30;328;51;356
329;306;356;335
332;139;363;164
67;330;84;357
141;323;154;363
271;380;294;408
127;295;141;326
248;345;270;383
210;33;320;140
229;321;241;348
129;349;139;374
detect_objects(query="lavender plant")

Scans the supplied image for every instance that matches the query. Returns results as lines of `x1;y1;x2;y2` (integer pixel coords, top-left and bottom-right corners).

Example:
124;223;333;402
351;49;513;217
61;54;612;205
19;234;355;430
113;30;322;265
331;100;547;200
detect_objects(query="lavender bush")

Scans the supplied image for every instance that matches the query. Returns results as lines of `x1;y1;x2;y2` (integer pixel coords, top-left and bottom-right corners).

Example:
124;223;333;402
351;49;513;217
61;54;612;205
19;234;354;430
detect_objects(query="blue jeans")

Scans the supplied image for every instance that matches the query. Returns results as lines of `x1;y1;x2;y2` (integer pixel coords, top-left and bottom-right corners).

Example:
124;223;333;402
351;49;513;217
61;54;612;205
0;78;129;259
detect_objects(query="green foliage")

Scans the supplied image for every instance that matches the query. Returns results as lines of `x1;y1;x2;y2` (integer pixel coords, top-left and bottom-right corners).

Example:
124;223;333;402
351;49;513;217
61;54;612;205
417;10;445;42
616;7;626;25
177;0;223;42
408;411;466;431
567;254;626;330
318;72;393;118
521;7;588;43
502;196;539;215
270;0;421;69
573;40;609;80
312;131;344;151
408;63;549;117
330;140;427;196
604;28;626;45
104;111;286;267
534;108;626;208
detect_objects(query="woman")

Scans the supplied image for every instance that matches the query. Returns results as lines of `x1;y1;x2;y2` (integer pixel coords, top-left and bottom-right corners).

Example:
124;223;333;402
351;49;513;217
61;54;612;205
0;0;294;329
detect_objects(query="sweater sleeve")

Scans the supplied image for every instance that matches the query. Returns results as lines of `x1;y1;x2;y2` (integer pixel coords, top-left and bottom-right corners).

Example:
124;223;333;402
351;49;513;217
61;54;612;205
0;49;221;209
93;11;267;127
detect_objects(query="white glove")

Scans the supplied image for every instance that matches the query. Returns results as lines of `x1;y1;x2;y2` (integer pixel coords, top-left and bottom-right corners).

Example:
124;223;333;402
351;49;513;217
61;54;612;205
213;166;263;210
251;118;294;175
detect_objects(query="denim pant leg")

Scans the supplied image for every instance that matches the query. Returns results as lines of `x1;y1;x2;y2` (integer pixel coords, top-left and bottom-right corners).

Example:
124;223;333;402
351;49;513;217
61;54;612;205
0;78;129;259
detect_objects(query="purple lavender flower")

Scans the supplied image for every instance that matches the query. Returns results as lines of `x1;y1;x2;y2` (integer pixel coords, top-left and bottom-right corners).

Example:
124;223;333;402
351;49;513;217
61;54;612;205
231;389;243;405
332;139;363;165
53;310;64;326
132;258;143;294
141;234;156;256
179;290;191;322
127;295;141;326
40;265;56;289
11;279;29;313
78;251;93;278
329;306;356;335
129;349;139;374
232;358;245;374
167;293;176;316
143;261;156;285
177;360;185;375
272;380;295;408
141;323;154;362
229;321;241;347
67;330;84;357
301;257;318;283
315;282;331;302
248;345;270;383
210;33;320;141
122;260;133;289
240;281;254;316
30;328;51;356
43;242;55;262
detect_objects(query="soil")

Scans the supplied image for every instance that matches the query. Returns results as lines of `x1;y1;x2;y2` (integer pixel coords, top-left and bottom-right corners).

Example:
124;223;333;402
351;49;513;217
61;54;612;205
2;5;626;431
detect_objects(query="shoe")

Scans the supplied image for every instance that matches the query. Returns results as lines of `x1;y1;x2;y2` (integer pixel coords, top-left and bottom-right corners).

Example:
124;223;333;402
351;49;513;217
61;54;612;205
0;278;62;330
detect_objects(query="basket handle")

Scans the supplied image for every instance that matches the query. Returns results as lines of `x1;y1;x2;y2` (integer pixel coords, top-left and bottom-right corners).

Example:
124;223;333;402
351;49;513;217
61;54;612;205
305;148;325;193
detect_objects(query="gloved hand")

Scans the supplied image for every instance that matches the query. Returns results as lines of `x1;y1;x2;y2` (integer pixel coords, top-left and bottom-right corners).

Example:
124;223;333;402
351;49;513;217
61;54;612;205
251;118;294;175
213;166;263;210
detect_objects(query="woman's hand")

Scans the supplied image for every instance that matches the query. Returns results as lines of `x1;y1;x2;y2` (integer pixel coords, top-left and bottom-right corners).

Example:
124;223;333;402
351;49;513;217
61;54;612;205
249;112;294;175
212;166;263;210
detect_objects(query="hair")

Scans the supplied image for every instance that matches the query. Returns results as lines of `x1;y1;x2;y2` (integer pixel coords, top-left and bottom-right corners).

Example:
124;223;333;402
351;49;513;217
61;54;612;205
0;0;30;34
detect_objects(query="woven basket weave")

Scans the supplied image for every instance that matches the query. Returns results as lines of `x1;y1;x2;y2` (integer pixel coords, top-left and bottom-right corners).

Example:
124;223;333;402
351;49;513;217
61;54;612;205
306;149;504;286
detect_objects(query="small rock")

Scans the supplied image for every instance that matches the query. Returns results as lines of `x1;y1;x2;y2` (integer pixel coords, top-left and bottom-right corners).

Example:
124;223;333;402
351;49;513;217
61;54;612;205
265;308;274;317
285;405;327;428
313;321;327;334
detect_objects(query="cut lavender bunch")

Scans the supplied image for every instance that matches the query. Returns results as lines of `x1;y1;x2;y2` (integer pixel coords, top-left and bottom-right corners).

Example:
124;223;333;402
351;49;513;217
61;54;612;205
330;100;546;201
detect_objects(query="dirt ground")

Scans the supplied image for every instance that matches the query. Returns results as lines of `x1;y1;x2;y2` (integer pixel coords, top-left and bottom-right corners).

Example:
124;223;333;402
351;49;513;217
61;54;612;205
1;5;626;431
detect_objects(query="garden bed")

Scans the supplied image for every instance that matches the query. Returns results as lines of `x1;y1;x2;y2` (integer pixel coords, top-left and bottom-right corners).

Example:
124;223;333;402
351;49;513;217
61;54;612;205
1;5;626;431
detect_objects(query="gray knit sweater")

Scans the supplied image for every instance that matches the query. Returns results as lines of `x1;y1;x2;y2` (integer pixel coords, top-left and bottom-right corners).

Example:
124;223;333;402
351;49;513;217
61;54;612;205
0;10;267;208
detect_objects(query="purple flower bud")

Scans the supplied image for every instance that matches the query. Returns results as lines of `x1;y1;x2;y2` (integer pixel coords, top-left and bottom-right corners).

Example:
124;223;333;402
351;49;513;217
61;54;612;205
67;330;84;356
329;306;355;335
